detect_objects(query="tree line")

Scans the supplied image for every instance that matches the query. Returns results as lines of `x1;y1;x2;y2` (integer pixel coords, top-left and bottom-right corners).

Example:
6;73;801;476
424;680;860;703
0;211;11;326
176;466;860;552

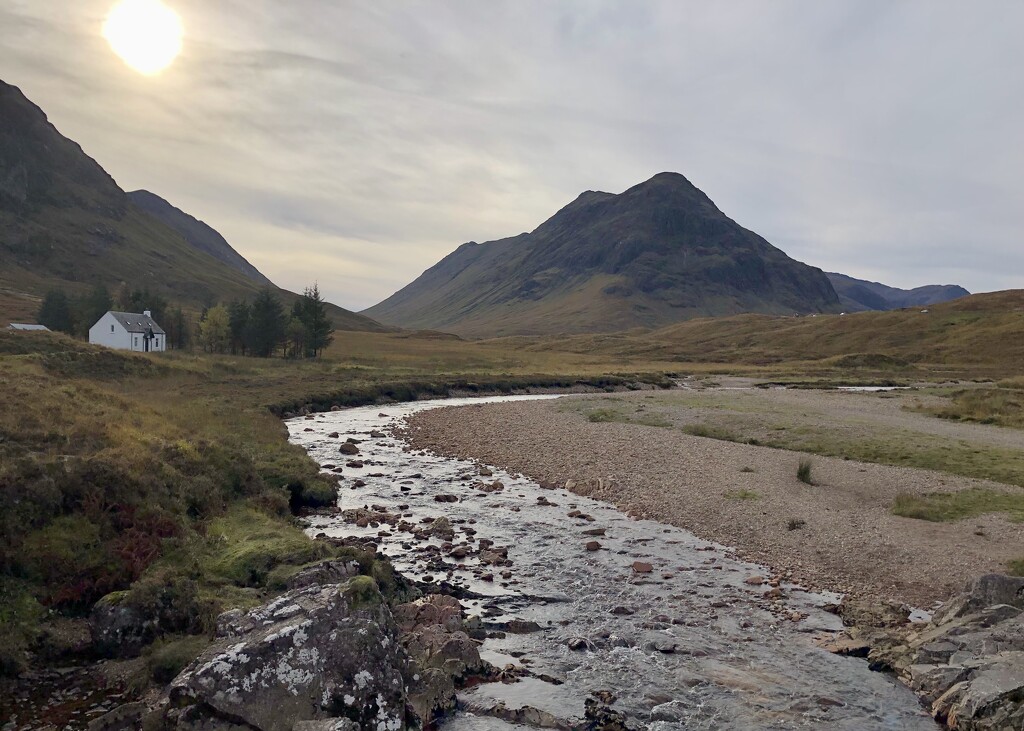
35;284;333;359
198;285;334;358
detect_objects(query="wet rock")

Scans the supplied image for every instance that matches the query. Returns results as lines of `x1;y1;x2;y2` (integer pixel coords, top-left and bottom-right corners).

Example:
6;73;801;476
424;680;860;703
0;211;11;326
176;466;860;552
586;541;602;552
828;573;1024;729
328;432;339;438
167;578;408;731
395;595;487;724
583;527;607;536
631;561;653;574
461;699;574;731
87;702;146;731
370;430;386;438
744;575;765;586
479;466;493;477
434;494;459;503
352;479;366;488
339;442;359;455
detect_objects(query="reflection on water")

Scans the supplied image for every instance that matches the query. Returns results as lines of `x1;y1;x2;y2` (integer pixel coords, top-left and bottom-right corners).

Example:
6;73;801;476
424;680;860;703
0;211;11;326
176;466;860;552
288;396;936;730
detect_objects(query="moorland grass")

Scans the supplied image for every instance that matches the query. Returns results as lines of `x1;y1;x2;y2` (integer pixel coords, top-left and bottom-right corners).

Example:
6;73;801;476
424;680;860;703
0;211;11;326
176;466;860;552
891;490;1024;523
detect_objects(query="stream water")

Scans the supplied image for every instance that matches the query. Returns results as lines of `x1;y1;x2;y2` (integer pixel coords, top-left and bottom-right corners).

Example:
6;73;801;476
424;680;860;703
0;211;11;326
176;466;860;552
287;395;937;730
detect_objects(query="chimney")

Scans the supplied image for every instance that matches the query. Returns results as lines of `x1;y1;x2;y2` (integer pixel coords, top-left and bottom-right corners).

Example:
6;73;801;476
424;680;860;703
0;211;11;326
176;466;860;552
144;310;152;318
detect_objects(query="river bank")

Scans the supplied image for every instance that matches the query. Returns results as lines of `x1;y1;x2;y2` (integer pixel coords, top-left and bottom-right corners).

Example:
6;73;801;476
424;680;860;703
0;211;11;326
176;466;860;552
405;392;1024;608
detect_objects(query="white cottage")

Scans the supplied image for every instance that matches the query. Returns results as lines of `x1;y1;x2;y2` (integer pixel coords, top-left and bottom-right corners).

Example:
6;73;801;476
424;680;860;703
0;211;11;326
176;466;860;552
89;311;167;352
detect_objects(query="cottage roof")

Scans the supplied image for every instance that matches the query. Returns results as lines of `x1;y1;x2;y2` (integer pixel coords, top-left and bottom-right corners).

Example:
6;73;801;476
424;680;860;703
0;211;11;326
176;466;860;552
108;311;166;335
7;323;50;331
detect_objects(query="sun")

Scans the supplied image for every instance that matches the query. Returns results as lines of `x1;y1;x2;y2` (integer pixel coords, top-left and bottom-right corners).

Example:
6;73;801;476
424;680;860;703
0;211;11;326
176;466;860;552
103;0;183;76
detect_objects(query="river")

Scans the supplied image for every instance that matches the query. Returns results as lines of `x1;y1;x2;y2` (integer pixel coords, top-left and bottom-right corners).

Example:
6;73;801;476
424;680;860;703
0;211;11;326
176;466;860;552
287;395;936;730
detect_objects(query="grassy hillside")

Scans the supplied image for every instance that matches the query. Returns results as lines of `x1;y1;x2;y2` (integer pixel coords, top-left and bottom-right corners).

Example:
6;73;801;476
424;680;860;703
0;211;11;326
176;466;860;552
504;290;1024;379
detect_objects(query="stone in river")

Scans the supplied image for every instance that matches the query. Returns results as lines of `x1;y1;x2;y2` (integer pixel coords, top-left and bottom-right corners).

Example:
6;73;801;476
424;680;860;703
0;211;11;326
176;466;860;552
583;527;607;536
632;561;654;574
339;443;359;455
586;541;602;552
744;575;766;585
434;494;458;503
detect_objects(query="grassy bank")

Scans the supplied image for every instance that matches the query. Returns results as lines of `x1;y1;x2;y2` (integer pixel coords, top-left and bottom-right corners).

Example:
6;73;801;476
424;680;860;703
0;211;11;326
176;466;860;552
0;330;673;678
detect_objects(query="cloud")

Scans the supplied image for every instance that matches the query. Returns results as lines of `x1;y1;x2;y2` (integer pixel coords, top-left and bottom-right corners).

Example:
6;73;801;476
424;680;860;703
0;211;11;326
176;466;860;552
1;0;1022;309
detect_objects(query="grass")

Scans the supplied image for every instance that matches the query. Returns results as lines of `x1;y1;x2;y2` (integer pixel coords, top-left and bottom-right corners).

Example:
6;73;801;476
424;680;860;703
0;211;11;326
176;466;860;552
891;490;1024;523
1008;558;1024;577
725;489;760;500
797;459;814;485
683;423;741;441
917;384;1024;429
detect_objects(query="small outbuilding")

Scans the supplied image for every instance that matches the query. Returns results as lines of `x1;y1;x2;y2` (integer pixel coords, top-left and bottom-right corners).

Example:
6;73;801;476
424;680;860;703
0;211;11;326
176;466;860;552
89;310;167;352
7;323;50;332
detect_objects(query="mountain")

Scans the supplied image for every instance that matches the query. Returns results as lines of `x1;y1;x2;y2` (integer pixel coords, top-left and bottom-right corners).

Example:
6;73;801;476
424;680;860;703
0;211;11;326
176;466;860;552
127;190;272;286
364;172;841;336
826;272;970;312
0;79;383;331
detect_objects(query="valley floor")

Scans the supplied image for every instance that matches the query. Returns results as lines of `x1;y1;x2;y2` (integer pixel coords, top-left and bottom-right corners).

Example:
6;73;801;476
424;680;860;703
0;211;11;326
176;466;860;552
406;385;1024;608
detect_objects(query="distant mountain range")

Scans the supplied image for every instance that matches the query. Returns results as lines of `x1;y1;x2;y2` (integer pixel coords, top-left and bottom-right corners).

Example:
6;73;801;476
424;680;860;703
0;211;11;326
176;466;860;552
0;79;384;331
826;272;969;312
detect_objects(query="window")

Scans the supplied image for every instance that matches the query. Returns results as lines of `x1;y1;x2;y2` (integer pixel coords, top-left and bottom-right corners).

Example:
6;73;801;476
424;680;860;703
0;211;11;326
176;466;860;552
111;325;115;332
134;337;138;348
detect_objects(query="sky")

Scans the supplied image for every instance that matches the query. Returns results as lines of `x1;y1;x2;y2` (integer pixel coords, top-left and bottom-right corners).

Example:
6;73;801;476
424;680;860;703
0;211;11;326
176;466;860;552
1;1;1022;310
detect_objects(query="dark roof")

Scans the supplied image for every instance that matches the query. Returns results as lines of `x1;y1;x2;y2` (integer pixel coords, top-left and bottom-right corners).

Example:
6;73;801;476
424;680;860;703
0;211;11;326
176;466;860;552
108;311;166;335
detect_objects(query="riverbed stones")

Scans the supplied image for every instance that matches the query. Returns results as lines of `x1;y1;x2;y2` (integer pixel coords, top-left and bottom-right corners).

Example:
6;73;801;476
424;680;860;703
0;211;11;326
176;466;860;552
586;541;602;552
631;561;653;574
339;442;359;455
166;577;408;731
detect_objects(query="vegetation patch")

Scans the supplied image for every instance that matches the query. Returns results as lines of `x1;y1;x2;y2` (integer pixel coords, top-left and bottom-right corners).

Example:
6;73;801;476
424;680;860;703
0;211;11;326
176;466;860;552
919;385;1024;429
797;459;814;485
891;489;1024;522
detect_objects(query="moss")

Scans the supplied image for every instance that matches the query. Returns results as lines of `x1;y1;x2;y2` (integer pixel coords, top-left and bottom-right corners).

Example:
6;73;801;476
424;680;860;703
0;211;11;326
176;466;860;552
344;575;382;609
145;635;211;684
201;507;332;588
1008;558;1024;577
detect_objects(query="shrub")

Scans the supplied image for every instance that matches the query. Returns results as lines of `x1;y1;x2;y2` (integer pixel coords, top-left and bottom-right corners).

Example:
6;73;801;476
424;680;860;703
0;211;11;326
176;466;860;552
797;459;814;485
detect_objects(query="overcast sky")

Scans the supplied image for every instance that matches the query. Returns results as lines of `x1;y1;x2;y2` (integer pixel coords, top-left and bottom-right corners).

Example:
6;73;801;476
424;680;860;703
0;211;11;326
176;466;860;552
2;1;1022;310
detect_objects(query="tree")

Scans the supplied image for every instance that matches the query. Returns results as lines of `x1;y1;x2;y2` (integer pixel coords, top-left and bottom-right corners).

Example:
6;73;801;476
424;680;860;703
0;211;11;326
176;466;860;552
37;289;74;334
227;300;251;355
298;283;334;357
198;305;230;354
116;286;168;324
164;307;190;350
286;317;306;359
247;287;287;357
76;284;113;337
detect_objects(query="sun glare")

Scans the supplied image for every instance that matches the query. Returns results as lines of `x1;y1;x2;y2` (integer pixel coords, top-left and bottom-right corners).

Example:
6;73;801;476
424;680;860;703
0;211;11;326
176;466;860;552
103;0;183;76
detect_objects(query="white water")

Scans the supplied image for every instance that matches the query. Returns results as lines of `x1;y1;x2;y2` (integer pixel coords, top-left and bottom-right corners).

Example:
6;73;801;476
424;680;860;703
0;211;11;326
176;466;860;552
287;395;936;730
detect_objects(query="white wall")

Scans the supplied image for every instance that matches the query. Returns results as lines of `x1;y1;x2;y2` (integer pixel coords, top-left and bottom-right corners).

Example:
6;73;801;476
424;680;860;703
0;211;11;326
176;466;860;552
88;313;167;352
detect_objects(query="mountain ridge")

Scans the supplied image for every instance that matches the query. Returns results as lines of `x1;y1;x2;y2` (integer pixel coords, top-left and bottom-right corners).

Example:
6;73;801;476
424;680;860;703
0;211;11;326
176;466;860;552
0;79;384;332
826;272;970;312
364;172;842;336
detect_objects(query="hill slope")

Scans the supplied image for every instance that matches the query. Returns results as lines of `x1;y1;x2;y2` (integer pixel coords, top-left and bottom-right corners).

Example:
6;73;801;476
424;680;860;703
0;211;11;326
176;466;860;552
0;79;384;332
364;172;840;336
128;189;272;286
826;272;970;312
508;290;1024;373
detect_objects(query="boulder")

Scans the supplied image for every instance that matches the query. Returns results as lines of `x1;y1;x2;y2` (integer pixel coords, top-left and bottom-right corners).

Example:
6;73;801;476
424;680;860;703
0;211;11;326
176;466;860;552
395;595;487;725
931;574;1024;625
339;443;360;455
90;592;156;658
167;577;409;731
285;559;361;590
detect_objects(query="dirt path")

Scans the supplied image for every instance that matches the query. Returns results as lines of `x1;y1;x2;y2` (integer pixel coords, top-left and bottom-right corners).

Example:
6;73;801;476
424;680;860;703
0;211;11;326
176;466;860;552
406;392;1024;608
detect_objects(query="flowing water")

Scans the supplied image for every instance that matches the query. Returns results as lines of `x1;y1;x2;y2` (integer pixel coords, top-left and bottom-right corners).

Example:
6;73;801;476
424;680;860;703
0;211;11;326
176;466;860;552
287;396;937;731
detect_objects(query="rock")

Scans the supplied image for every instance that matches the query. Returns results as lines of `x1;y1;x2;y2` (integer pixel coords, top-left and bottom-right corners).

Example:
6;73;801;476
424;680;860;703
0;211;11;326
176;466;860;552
932;574;1024;625
433;494;459;503
284;559;361;590
90;592;156;658
478;466;493;477
328;433;339;439
167;577;408;731
292;721;359;731
743;575;765;586
370;431;386;438
583;527;607;536
631;561;653;574
87;702;146;731
395;595;487;724
585;541;602;552
339;443;359;455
